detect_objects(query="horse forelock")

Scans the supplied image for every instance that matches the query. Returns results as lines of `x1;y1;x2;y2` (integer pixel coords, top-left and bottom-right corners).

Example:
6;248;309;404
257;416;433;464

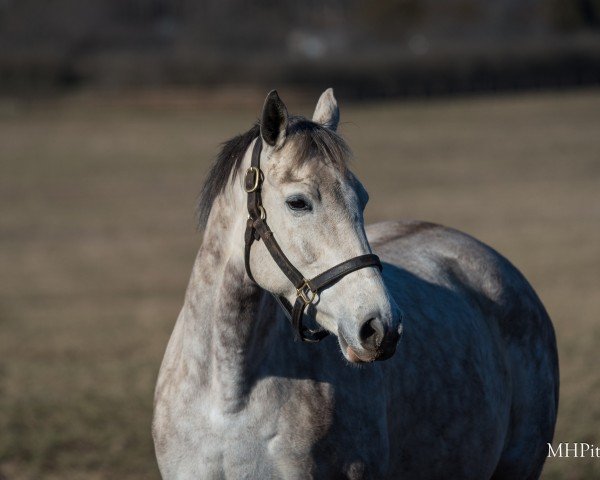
196;115;350;230
285;115;350;172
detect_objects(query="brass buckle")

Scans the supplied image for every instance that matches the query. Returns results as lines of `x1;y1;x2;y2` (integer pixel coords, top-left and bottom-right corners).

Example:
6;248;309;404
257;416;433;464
247;205;266;221
258;205;266;220
296;280;316;304
244;167;262;193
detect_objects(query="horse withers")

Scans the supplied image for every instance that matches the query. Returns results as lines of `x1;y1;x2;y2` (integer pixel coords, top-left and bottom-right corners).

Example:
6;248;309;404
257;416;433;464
153;89;559;479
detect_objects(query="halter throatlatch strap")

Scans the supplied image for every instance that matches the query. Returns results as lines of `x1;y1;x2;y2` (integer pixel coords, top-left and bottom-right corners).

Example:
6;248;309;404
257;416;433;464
244;138;382;342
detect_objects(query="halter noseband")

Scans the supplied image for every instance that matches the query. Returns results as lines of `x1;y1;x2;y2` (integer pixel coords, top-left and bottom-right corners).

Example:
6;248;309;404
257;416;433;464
244;138;382;343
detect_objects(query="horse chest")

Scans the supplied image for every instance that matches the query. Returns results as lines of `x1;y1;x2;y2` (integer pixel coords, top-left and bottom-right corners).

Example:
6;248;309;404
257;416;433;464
156;375;388;479
203;381;335;476
155;394;282;478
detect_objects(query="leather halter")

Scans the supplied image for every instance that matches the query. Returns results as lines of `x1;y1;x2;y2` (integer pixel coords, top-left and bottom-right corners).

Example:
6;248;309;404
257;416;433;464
244;138;382;342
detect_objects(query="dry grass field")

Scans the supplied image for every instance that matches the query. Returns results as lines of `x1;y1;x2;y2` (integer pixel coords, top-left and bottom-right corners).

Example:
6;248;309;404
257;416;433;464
1;89;599;479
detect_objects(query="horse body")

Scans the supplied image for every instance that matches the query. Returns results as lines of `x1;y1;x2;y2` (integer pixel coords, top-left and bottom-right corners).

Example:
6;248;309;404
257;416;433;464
370;220;558;479
153;90;558;479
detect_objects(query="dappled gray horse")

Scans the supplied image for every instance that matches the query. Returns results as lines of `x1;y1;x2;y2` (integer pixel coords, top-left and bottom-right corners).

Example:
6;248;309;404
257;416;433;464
153;89;558;479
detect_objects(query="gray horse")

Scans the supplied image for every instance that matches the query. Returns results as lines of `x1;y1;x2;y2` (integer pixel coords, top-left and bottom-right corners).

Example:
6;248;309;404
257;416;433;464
153;89;558;479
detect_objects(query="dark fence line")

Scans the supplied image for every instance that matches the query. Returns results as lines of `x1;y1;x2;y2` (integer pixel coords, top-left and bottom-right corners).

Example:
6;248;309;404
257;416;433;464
2;0;600;98
2;41;599;100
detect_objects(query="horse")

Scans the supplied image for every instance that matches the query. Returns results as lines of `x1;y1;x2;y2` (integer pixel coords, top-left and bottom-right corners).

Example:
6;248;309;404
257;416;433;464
152;89;559;479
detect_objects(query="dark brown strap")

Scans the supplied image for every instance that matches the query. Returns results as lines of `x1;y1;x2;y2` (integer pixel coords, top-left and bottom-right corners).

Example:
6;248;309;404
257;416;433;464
245;139;306;289
245;139;264;221
291;297;330;343
244;137;382;342
253;218;305;288
290;254;381;342
243;140;263;283
307;254;381;292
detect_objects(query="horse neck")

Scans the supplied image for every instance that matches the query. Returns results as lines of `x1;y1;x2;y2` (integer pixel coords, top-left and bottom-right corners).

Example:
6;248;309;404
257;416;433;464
181;188;280;412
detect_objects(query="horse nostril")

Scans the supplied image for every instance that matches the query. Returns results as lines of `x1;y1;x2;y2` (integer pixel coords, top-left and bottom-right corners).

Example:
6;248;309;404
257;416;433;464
359;318;385;350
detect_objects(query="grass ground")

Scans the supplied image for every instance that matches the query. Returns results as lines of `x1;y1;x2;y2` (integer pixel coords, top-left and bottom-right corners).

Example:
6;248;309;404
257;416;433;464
0;89;599;479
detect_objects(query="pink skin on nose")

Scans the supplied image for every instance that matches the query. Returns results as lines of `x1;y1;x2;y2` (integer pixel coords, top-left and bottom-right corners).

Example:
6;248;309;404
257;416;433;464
346;345;375;363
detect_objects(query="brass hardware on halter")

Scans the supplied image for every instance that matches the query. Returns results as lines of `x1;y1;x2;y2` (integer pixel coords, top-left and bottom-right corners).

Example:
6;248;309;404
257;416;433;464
257;205;266;220
248;205;266;221
297;280;316;304
244;167;262;193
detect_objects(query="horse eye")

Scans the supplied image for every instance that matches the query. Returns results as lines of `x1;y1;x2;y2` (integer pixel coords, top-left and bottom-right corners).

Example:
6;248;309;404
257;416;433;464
286;197;312;211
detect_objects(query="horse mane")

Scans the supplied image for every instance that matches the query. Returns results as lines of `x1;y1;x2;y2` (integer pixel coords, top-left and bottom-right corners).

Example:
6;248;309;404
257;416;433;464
196;116;350;230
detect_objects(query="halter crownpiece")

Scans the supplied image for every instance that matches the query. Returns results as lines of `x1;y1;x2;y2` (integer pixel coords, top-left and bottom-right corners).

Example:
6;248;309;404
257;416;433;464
244;138;383;343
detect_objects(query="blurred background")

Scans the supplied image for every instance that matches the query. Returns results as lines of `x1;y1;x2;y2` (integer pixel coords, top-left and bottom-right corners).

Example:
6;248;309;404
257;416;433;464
2;0;600;95
1;1;599;479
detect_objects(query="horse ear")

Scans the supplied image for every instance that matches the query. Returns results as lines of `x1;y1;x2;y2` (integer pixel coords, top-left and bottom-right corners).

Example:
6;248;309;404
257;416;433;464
312;88;339;131
260;90;289;148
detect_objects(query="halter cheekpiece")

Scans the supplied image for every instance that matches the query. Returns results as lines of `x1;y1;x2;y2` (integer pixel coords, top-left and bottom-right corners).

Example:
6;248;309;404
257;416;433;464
244;138;382;342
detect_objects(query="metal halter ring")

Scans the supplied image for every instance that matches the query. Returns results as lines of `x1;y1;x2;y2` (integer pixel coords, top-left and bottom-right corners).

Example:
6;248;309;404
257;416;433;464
248;205;266;221
296;280;316;304
244;167;262;193
257;205;266;220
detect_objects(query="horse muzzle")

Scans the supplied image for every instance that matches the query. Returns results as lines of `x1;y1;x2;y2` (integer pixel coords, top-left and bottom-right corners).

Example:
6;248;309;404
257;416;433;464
338;316;403;363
